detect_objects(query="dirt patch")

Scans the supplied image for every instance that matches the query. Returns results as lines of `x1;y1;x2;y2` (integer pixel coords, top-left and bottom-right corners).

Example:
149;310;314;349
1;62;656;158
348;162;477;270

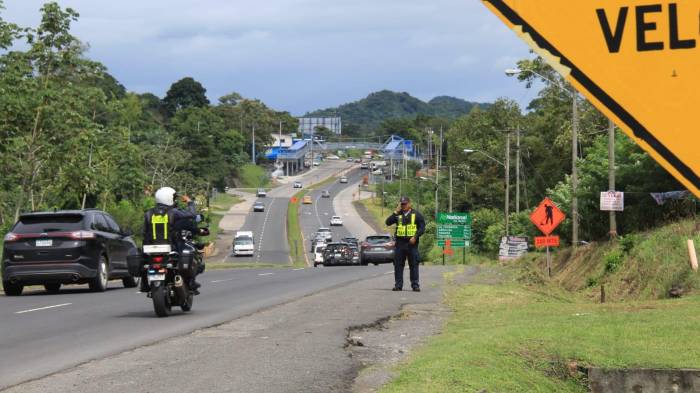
347;303;451;393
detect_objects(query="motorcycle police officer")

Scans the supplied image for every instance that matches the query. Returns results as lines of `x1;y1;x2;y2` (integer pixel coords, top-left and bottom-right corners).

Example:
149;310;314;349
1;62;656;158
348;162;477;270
141;186;202;294
385;196;426;292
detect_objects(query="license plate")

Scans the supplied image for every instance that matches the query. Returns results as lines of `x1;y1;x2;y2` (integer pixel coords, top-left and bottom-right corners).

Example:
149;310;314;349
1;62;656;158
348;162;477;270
148;274;165;283
36;239;53;247
372;247;384;251
334;253;342;258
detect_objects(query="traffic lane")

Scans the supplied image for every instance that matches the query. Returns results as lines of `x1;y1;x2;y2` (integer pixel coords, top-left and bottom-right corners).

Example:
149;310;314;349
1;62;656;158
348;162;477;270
226;197;269;263
255;196;291;264
300;169;363;254
0;265;391;389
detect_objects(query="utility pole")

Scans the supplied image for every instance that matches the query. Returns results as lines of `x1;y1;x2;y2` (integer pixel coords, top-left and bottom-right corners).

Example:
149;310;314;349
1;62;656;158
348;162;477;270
505;131;511;237
435;127;443;220
572;94;580;248
515;128;521;214
449;165;453;213
608;118;618;238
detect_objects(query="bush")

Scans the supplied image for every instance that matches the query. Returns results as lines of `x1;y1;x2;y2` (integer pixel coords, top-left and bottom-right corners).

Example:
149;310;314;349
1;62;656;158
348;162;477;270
471;208;503;253
418;222;436;262
619;234;637;254
483;222;505;254
604;248;624;273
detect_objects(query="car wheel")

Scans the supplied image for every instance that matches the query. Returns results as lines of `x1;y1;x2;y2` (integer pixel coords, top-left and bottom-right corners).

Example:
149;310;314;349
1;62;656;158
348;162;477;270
122;276;139;288
373;263;379;266
89;255;109;292
314;263;318;267
44;283;61;294
3;281;23;296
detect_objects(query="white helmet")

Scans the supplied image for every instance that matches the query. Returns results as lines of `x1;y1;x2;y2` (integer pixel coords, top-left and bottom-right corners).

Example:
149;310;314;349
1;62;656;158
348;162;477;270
154;187;177;206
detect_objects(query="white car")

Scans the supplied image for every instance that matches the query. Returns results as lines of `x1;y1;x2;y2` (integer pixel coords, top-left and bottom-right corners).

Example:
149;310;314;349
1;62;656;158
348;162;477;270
330;216;343;226
327;155;340;160
293;181;303;188
339;177;348;184
313;244;326;267
233;232;255;256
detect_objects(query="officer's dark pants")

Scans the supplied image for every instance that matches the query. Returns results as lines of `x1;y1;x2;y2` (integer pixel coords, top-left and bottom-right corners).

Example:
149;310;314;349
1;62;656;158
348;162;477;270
394;244;419;289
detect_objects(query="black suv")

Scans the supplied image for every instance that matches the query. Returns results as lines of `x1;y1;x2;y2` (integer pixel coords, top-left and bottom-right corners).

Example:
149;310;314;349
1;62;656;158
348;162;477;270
2;209;139;296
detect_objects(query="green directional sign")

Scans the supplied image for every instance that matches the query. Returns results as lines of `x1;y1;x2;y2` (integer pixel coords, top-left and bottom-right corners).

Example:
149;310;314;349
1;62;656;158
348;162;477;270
436;212;472;249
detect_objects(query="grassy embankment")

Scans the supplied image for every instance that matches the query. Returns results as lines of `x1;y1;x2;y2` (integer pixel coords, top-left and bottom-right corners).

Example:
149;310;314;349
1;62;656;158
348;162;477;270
204;193;243;244
380;218;700;392
237;163;271;190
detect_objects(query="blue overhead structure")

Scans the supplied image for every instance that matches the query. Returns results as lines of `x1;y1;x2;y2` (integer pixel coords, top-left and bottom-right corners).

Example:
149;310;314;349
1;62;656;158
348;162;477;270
382;135;419;161
277;140;310;176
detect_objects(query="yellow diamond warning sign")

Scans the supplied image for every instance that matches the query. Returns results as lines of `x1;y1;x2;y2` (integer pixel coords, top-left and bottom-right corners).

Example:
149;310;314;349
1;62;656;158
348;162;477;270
482;1;700;198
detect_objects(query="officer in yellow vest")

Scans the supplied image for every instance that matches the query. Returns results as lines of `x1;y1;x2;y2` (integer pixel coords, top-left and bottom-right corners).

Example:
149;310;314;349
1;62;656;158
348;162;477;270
385;196;426;291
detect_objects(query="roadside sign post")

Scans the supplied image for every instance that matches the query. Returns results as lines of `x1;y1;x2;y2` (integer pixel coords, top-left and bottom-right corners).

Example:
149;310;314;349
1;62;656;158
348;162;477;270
530;198;566;278
436;213;472;264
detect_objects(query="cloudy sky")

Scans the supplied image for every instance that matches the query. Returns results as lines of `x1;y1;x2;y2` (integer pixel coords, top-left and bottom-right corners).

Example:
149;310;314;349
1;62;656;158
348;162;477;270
3;0;534;115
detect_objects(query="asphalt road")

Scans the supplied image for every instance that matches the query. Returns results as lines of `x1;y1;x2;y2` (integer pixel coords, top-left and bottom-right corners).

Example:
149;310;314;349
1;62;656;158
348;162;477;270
0;160;378;390
0;266;393;389
228;160;353;264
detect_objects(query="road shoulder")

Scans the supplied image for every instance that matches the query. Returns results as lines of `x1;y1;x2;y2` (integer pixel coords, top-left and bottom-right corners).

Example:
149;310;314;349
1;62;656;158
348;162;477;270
5;267;453;393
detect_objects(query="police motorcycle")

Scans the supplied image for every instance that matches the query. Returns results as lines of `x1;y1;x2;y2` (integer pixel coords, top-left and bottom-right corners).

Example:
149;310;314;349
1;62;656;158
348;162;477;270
128;223;209;318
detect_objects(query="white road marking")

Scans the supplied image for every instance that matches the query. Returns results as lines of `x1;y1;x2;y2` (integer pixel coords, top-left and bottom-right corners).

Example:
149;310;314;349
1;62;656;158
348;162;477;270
293;268;305;271
384;271;393;275
16;303;72;314
258;273;274;276
256;198;275;263
211;278;236;283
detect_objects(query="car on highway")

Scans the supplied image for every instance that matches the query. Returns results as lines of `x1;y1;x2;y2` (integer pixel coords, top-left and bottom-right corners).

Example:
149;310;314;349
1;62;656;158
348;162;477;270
327;155;340;160
233;231;255;257
346;158;354;162
360;163;369;169
372;169;383;175
341;237;360;248
313;161;320;166
330;216;343;226
303;195;313;204
321;243;355;266
253;202;265;212
316;227;333;243
2;209;139;296
354;159;362;163
321;190;331;198
360;234;395;266
293;181;303;188
339;176;348;184
313;243;326;267
256;188;267;197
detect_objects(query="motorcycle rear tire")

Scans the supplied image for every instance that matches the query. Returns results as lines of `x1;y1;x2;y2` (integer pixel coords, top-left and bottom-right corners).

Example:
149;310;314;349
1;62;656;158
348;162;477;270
180;290;194;312
151;285;171;317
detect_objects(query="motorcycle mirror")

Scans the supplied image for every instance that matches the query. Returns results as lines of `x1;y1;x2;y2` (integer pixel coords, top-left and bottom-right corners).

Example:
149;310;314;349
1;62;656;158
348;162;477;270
198;227;210;237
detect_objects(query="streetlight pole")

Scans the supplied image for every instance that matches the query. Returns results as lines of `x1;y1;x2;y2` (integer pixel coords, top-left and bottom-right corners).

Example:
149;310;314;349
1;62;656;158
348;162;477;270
252;125;256;165
608;118;617;238
505;132;511;236
464;148;508;235
516;128;521;214
506;67;579;247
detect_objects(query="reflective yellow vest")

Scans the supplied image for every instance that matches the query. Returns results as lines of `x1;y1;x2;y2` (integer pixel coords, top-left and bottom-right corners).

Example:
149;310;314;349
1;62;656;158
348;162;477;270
396;213;417;237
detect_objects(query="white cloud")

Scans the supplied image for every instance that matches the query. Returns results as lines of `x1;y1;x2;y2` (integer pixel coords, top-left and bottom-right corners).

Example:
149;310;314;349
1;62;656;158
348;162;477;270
2;0;533;114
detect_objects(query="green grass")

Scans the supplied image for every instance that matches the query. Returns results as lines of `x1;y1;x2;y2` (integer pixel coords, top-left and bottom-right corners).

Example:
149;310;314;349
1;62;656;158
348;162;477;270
382;273;700;393
203;193;242;244
238;164;270;189
287;189;307;268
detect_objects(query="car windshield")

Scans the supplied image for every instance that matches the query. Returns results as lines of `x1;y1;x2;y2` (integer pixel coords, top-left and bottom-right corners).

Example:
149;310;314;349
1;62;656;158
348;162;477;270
13;214;85;233
235;237;254;245
366;236;391;244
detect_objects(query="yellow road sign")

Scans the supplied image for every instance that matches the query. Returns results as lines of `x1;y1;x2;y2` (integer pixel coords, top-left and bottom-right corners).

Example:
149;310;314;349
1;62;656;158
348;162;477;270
482;1;700;197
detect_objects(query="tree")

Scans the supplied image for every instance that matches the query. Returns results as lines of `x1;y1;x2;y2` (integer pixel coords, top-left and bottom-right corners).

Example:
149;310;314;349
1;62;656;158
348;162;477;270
162;77;210;116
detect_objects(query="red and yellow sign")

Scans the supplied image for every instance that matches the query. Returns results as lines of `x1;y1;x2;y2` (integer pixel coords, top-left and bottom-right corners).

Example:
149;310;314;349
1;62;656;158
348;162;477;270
482;1;700;198
535;236;561;249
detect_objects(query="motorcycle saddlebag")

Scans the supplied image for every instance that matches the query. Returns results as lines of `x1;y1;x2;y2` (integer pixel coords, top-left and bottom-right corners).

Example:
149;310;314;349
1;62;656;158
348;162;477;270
178;251;196;277
126;254;144;276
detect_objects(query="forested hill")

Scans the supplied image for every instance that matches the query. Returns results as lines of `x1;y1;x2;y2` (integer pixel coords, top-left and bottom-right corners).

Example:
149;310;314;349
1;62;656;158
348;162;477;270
305;90;488;132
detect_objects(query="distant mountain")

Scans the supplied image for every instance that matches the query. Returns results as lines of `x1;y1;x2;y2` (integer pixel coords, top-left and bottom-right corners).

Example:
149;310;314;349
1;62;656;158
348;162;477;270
305;90;489;132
